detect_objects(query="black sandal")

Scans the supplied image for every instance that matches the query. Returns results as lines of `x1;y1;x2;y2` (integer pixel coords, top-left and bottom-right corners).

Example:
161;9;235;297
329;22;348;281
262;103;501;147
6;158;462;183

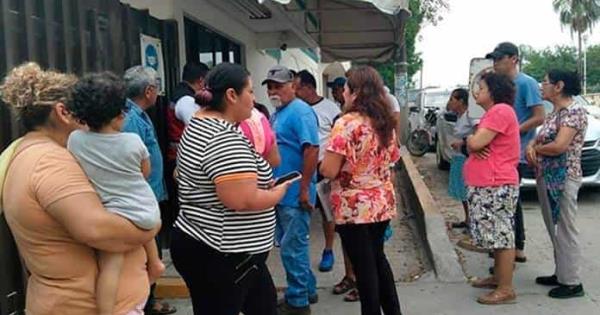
343;288;360;302
451;221;468;229
332;276;356;295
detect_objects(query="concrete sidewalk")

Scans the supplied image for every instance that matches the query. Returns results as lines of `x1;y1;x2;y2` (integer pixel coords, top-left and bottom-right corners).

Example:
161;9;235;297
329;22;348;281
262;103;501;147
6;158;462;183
161;202;433;314
162;154;600;314
412;154;600;315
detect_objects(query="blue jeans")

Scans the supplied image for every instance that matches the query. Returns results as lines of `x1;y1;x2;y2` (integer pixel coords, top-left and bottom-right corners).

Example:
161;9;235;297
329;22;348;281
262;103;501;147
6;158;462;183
275;206;317;308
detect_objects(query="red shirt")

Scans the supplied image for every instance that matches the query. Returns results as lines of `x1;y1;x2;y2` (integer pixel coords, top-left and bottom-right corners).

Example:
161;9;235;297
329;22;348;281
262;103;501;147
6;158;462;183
464;103;520;187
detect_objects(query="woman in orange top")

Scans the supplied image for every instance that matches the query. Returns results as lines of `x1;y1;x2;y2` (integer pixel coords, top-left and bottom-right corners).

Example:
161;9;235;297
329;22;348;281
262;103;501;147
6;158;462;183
0;63;158;315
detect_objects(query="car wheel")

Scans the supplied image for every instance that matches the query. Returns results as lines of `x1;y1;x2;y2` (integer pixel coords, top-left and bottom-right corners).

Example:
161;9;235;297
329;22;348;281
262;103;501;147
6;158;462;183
436;139;450;170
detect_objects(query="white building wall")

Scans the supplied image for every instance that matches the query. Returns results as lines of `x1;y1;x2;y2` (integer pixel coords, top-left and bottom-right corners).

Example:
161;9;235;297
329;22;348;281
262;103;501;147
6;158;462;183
121;0;320;105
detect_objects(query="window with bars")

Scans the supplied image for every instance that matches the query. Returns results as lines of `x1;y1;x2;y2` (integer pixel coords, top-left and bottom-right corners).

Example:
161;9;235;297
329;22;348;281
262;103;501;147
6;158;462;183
184;17;242;68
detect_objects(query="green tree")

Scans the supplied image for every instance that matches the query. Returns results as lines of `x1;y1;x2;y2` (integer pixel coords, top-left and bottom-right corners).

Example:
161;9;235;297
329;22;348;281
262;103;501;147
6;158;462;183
521;44;600;93
373;0;448;91
552;0;600;76
586;44;600;93
521;45;578;81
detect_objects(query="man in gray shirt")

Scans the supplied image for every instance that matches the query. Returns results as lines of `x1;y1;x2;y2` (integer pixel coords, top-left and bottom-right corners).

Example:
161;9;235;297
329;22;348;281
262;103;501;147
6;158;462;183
294;70;341;273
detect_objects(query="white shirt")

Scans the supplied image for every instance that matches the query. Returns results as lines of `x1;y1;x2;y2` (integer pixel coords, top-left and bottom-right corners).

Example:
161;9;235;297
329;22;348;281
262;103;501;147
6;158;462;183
175;95;200;125
311;98;341;161
384;86;401;113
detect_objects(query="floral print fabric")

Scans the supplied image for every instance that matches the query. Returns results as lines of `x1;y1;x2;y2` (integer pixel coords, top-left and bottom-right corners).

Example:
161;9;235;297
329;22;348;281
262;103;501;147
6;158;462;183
536;103;588;180
467;185;519;249
327;113;400;225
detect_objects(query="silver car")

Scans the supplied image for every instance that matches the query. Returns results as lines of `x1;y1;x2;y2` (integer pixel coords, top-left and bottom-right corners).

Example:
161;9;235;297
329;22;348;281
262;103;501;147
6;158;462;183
436;96;600;187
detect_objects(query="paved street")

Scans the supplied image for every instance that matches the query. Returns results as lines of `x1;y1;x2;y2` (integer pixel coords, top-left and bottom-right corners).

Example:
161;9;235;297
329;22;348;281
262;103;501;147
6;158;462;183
164;153;600;314
412;154;600;315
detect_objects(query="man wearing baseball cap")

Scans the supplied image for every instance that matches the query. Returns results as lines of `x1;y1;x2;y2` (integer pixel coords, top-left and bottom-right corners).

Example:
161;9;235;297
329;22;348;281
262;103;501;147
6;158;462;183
485;42;544;267
263;65;319;315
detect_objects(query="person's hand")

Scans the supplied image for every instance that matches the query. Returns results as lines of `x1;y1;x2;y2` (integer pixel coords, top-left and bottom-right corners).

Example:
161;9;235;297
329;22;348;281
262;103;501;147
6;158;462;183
147;259;165;284
270;177;296;199
526;145;538;167
450;140;464;151
299;188;314;212
473;146;491;160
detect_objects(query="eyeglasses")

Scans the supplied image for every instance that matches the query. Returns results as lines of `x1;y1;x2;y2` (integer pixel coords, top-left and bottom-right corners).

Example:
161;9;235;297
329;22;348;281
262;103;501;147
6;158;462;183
541;80;555;86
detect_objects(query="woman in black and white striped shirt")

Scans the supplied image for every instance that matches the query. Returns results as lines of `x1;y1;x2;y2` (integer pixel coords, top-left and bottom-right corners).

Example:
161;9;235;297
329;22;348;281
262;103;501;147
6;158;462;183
170;63;292;315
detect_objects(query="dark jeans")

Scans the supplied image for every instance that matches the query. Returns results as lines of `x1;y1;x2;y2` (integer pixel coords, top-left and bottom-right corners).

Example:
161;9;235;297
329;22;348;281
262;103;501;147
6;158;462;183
515;164;528;251
170;228;277;315
337;221;402;315
162;159;180;248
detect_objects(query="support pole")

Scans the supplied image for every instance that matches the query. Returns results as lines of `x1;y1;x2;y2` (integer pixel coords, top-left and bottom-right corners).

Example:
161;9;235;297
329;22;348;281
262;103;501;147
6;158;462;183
395;43;409;146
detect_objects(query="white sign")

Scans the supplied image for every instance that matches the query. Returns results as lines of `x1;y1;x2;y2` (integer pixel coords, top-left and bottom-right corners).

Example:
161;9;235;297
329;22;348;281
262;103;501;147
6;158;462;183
468;58;494;120
140;34;165;95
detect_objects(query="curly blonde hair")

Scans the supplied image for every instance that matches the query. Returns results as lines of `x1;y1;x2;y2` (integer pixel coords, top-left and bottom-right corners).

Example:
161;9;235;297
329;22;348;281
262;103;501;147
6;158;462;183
0;62;77;131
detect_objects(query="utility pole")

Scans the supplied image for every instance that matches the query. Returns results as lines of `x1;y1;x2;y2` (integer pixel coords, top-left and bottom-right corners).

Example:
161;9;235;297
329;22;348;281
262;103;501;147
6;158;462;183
395;41;409;146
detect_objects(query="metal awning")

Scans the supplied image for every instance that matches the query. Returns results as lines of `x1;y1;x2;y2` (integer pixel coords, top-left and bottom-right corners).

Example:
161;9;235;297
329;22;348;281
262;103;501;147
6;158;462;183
261;0;411;63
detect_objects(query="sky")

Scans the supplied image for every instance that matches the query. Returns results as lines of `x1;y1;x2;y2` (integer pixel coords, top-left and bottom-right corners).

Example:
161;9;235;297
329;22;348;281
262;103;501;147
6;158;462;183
415;0;600;89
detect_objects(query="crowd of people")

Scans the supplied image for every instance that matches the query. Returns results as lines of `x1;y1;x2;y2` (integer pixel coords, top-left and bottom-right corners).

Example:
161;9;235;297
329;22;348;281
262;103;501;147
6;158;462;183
0;58;402;315
0;40;589;315
447;42;588;304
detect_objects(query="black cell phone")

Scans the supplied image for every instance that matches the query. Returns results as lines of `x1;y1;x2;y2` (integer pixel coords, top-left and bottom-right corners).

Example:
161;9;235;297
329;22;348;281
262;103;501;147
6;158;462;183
274;171;301;186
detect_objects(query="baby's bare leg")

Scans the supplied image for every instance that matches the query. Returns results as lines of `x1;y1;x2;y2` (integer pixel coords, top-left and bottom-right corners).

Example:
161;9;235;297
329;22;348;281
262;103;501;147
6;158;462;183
145;240;165;283
97;251;124;315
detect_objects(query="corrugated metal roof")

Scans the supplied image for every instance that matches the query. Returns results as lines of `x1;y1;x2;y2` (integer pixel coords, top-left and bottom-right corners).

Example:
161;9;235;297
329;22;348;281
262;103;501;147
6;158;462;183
260;0;410;62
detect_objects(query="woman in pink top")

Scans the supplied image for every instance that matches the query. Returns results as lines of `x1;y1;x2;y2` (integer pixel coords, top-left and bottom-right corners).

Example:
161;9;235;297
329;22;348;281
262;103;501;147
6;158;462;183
239;105;280;167
464;72;520;305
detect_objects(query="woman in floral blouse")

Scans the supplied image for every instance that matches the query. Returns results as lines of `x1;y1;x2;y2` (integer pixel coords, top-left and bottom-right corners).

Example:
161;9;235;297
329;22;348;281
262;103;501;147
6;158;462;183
526;69;587;299
320;66;401;315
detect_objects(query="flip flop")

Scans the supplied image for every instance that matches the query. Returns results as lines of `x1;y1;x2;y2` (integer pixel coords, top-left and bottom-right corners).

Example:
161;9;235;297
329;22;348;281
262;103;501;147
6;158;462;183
477;289;517;305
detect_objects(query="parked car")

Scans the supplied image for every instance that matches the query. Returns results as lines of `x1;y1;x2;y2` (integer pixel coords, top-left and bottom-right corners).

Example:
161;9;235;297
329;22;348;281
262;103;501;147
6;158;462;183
436;96;600;187
435;110;458;170
521;96;600;187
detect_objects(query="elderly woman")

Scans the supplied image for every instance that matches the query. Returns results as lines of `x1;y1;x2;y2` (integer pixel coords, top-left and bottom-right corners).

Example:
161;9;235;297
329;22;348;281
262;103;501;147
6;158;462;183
527;70;587;299
465;72;520;305
0;64;157;314
170;63;291;315
320;66;401;315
